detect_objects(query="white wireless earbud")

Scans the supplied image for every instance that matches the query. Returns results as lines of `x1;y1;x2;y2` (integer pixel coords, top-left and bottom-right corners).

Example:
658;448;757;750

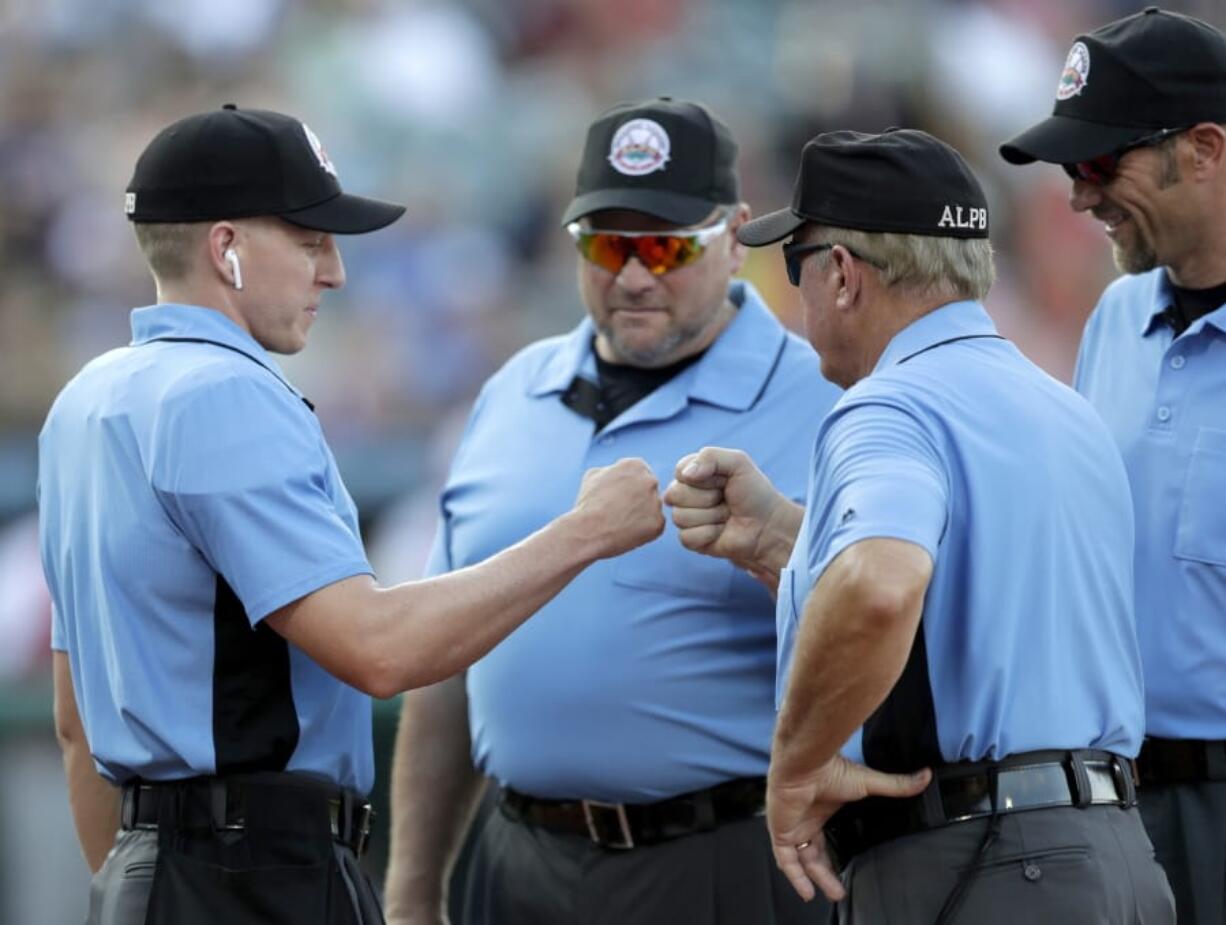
224;248;243;291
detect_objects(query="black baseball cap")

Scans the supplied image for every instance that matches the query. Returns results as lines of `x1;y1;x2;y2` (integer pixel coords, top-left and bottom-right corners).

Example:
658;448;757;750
125;104;405;234
560;97;740;227
1000;7;1226;166
738;128;989;247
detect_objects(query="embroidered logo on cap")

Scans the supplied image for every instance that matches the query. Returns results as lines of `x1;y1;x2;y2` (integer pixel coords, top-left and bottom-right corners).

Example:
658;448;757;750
124;192;136;215
937;204;987;231
302;123;338;178
608;118;671;176
1056;42;1090;100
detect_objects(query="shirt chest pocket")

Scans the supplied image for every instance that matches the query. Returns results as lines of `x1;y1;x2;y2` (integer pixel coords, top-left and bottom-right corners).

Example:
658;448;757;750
1174;427;1226;567
611;532;735;601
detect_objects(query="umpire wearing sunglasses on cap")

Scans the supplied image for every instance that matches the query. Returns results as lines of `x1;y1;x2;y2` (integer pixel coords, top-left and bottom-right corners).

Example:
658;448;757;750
39;104;666;925
669;127;1176;923
383;98;841;925
1002;10;1226;923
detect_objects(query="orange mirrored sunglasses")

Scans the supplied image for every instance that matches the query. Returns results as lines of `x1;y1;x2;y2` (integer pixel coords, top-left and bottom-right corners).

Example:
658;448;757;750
566;211;730;275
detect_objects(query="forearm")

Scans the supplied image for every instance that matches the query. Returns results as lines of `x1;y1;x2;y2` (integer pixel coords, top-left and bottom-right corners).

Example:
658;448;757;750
771;539;929;784
750;498;804;580
377;510;600;689
384;676;484;923
62;738;120;872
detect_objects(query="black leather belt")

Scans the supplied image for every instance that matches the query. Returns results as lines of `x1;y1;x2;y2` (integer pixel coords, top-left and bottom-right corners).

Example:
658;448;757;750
500;777;766;850
825;750;1136;864
120;775;374;856
1137;737;1226;786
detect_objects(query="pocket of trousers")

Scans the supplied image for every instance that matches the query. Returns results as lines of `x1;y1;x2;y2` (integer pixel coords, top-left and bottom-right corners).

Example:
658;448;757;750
143;851;359;925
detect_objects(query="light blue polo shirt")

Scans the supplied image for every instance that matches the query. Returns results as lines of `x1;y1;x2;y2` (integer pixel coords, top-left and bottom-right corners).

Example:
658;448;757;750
777;300;1144;772
1074;269;1226;740
429;282;840;802
39;304;375;792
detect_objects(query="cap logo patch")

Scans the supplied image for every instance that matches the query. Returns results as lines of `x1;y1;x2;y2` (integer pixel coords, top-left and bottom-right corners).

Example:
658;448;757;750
124;192;136;215
937;205;987;231
608;118;671;176
1056;41;1090;100
302;123;338;178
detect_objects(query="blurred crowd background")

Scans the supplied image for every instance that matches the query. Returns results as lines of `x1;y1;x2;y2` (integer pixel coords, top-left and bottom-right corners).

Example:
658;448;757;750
0;0;1221;920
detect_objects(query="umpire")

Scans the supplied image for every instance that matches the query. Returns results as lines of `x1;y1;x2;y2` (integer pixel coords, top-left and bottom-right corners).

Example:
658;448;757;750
670;128;1175;922
383;98;840;925
1001;9;1226;922
39;105;664;925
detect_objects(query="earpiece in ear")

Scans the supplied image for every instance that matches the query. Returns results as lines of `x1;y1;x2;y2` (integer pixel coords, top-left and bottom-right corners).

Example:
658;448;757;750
224;248;243;291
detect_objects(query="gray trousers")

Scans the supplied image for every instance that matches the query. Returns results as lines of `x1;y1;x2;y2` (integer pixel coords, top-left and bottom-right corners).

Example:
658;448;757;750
84;828;383;925
461;803;830;924
836;806;1174;924
1139;779;1226;925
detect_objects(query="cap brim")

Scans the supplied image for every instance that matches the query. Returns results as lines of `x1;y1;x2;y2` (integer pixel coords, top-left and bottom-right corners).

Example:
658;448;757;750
560;188;723;227
735;207;805;247
999;114;1153;166
281;192;406;234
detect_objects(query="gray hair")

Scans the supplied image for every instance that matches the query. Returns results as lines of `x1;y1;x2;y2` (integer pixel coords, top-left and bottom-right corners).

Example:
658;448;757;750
131;222;210;282
807;224;996;302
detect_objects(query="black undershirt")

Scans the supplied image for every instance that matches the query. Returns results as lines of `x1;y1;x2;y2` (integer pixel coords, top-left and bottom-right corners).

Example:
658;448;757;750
561;340;707;431
1164;278;1226;336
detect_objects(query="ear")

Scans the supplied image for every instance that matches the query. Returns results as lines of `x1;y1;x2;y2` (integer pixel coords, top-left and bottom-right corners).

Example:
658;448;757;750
725;202;752;274
1185;122;1226;178
206;222;240;284
829;245;863;312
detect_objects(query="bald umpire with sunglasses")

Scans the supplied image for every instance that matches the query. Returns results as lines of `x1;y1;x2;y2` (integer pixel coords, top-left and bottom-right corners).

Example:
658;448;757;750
383;98;840;925
1002;9;1226;923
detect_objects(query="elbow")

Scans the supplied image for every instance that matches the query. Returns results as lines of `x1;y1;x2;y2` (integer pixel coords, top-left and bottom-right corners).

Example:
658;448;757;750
53;706;86;756
344;646;435;700
841;542;930;635
344;651;406;700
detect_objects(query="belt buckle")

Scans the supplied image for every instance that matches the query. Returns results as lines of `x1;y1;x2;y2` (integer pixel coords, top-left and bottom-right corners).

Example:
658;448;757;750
582;799;635;849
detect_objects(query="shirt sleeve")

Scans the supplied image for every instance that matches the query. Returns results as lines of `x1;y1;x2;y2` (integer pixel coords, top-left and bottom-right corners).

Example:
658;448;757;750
50;601;65;652
804;399;948;584
150;374;372;624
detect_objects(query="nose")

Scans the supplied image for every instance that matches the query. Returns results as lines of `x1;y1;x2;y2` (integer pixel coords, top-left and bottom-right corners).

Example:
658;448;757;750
1068;177;1102;214
614;256;658;296
318;235;346;289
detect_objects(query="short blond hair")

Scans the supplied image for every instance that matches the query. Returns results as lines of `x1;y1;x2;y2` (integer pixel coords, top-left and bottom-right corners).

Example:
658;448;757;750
807;224;996;301
131;222;209;282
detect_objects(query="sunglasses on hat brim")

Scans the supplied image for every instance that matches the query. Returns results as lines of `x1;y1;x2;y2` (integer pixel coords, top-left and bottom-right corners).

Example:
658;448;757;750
566;210;731;276
1061;126;1189;185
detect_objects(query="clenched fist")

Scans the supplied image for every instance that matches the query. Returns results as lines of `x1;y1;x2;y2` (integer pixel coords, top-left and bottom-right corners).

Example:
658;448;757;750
664;447;800;586
572;457;666;559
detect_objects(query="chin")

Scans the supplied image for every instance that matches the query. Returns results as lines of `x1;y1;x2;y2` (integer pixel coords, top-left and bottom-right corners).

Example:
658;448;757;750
1112;241;1159;275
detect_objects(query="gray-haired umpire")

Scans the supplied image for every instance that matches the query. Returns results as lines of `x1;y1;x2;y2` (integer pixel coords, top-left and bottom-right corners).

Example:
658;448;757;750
37;105;664;925
1000;9;1226;924
669;127;1176;923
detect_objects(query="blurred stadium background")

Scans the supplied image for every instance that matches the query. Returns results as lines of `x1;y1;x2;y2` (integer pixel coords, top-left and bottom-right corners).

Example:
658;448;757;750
1;0;1219;921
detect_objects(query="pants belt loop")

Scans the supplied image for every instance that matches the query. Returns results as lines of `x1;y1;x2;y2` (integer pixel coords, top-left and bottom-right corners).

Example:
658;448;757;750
693;790;717;831
121;786;137;829
209;779;229;832
339;789;354;844
919;773;946;826
1067;751;1092;808
1117;756;1138;805
1205;742;1226;781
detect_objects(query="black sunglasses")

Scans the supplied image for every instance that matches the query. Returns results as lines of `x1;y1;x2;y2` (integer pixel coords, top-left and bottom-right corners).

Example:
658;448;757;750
1061;126;1189;185
782;241;883;286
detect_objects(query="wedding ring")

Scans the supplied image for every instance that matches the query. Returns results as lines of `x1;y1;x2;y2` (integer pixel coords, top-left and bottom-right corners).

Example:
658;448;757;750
796;840;812;850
